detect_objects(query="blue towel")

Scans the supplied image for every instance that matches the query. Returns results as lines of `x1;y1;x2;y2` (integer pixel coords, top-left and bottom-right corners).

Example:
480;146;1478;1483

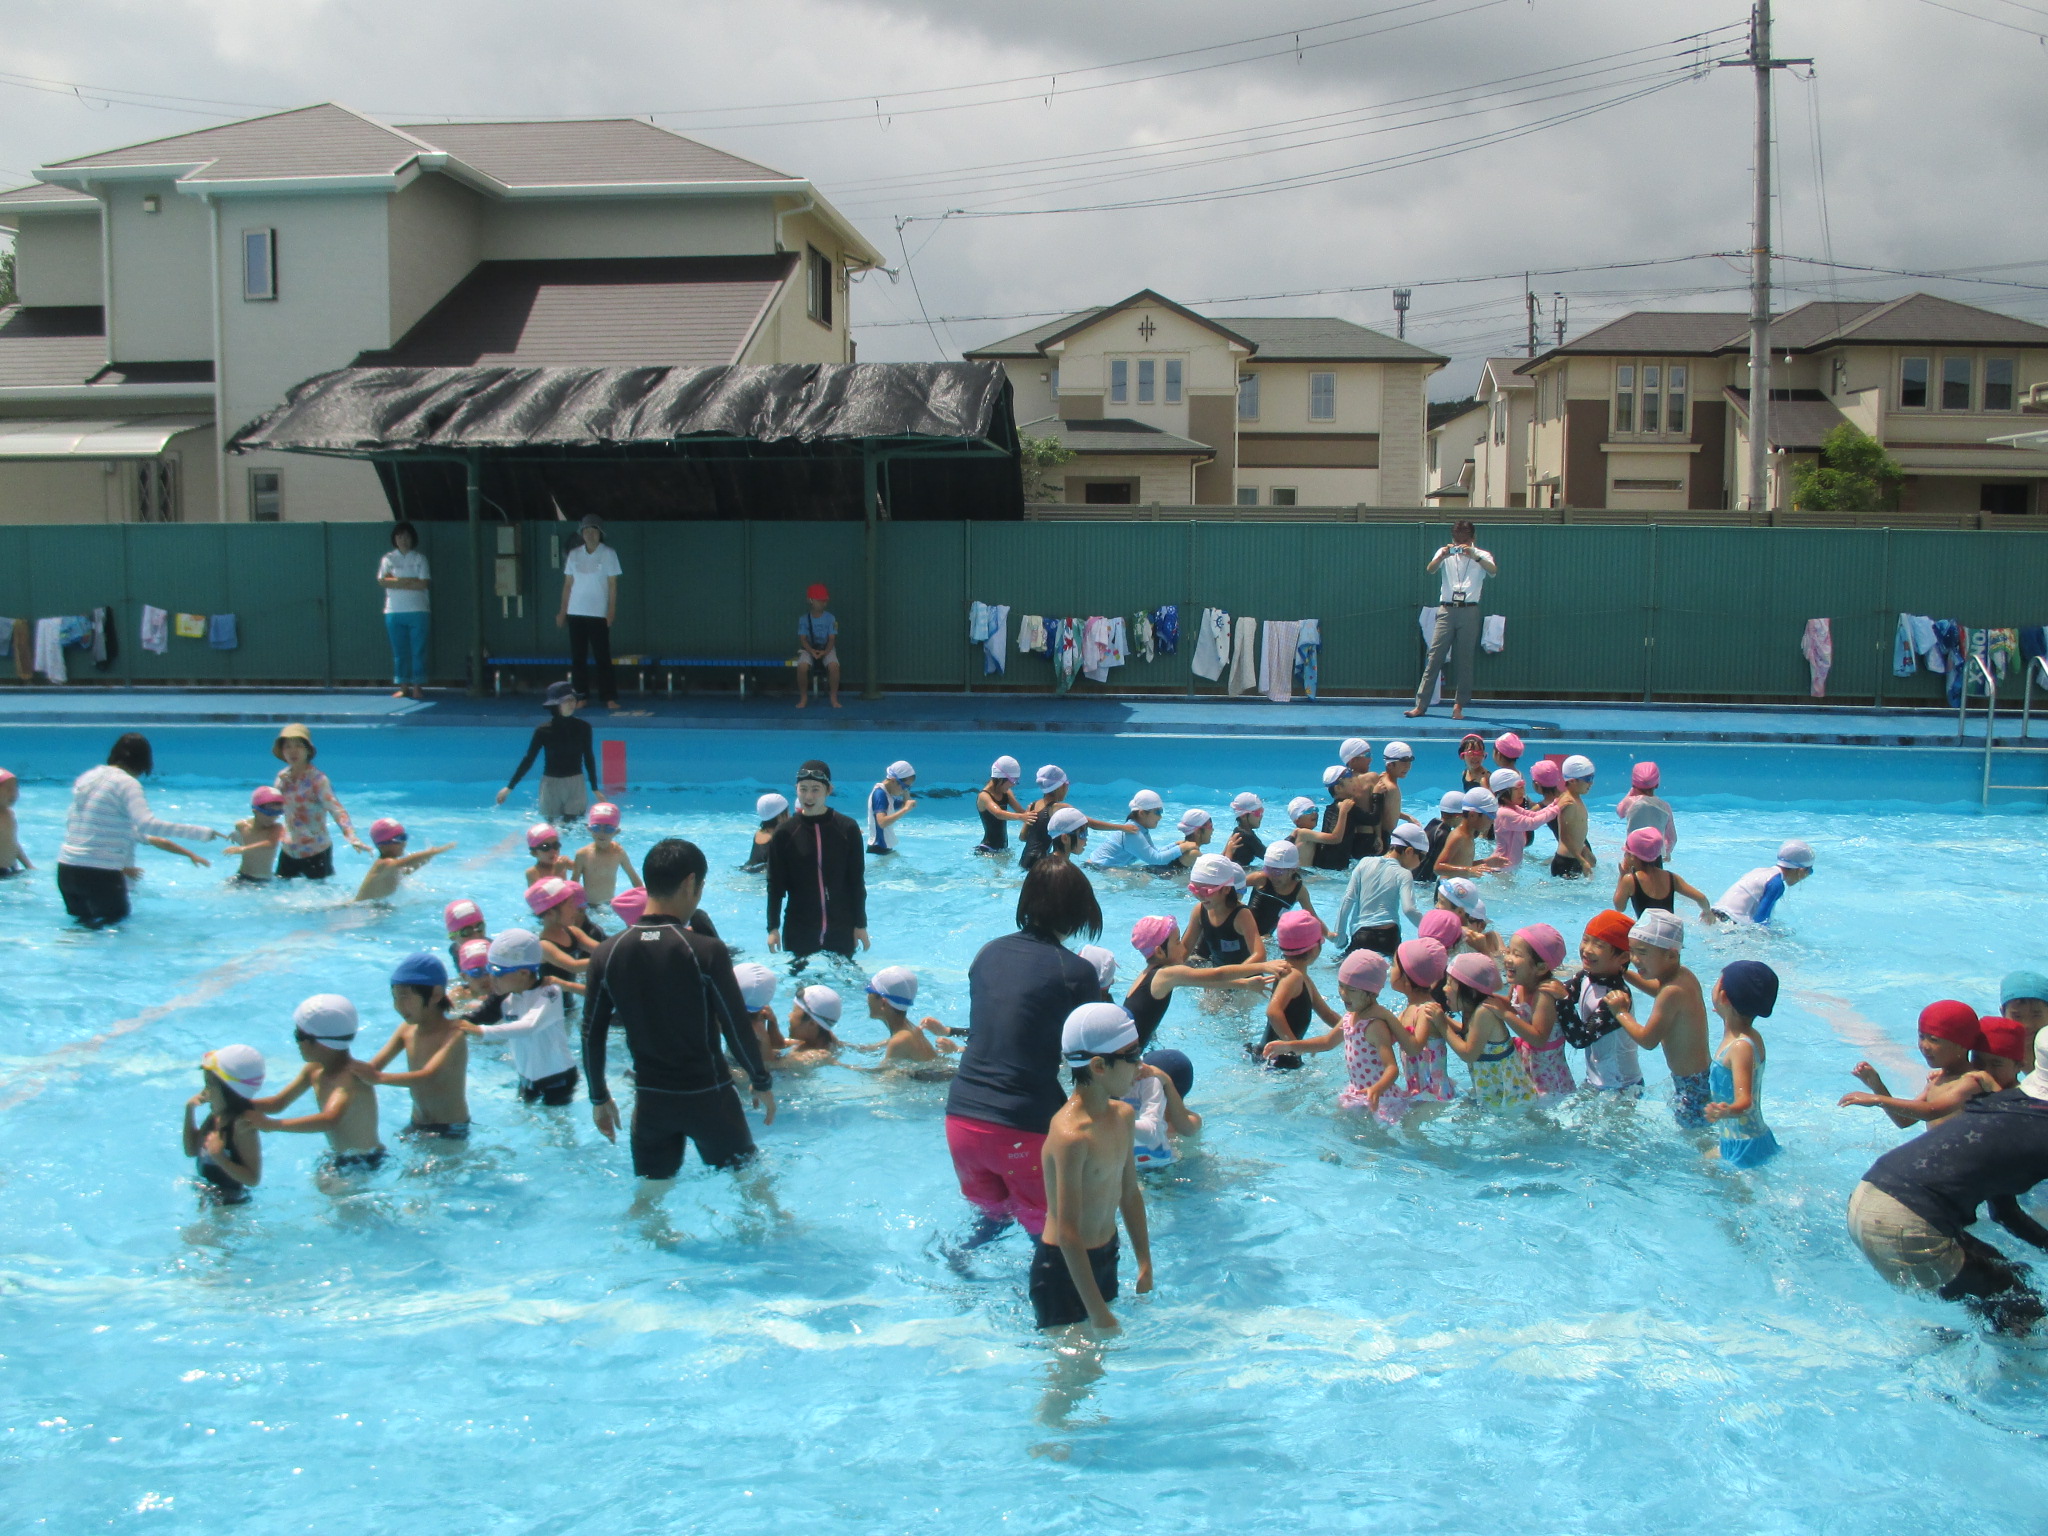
2021;626;2048;665
208;613;238;650
1151;604;1179;655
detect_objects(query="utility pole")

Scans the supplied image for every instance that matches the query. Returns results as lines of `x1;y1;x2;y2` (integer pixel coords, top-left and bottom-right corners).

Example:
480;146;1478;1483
1392;288;1412;339
1553;293;1568;349
1721;2;1809;512
1525;281;1539;358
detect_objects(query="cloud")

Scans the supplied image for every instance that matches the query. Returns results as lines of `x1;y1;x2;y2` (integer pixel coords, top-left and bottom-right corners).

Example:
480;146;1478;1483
1;0;2042;394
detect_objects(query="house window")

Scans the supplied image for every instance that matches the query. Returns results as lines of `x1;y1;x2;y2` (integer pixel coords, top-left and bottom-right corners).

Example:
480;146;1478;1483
242;229;277;301
1164;359;1182;404
1640;365;1661;435
1049;366;1059;399
1941;356;1973;411
249;469;282;522
1137;359;1155;404
1271;487;1298;506
1613;365;1634;433
1830;356;1848;397
1985;357;2017;411
1110;359;1129;405
1237;373;1260;421
1667;365;1687;434
1614;478;1684;492
1491;398;1505;445
806;246;833;326
1900;356;1929;409
1982;482;2031;515
1309;372;1336;421
1236;486;1259;506
134;458;179;523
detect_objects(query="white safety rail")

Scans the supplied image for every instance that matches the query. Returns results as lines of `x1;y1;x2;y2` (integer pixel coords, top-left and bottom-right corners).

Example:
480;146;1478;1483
1982;654;2048;807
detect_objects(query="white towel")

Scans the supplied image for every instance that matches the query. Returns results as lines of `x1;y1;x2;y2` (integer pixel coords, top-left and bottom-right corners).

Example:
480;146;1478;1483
1192;607;1230;681
1260;619;1301;702
1481;614;1506;653
140;604;169;656
33;617;66;683
1228;616;1259;696
1082;616;1113;683
1106;616;1128;669
1017;614;1046;654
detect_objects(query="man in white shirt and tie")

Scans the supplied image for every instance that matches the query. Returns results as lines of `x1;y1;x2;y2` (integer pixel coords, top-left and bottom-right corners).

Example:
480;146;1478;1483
1407;519;1495;720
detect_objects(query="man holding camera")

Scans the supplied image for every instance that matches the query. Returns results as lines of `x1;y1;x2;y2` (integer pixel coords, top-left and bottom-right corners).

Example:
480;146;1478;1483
1407;519;1495;721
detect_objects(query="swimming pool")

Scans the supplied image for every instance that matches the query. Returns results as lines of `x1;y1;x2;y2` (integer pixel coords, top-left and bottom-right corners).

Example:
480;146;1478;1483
3;728;2044;1533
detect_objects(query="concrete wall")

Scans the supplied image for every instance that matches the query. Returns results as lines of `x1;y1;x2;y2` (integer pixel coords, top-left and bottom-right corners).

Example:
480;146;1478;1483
1234;466;1380;506
1061;454;1197;505
106;181;212;362
13;210;102;308
1377;363;1425;506
479;194;774;260
387;174;484;342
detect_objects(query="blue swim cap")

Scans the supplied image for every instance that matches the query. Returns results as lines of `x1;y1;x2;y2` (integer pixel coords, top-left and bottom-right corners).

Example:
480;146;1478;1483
390;952;448;988
1719;960;1778;1019
1143;1048;1194;1100
2000;970;2048;1006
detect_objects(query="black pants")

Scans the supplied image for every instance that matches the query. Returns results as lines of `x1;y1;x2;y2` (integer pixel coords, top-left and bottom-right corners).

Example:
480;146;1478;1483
630;1084;757;1179
567;615;615;704
1344;924;1401;958
277;846;335;880
58;863;129;927
519;1067;579;1106
1029;1236;1120;1329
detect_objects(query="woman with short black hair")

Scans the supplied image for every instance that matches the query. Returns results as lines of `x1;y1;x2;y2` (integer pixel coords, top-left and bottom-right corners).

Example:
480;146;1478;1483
943;860;1105;1247
55;733;226;927
378;520;431;700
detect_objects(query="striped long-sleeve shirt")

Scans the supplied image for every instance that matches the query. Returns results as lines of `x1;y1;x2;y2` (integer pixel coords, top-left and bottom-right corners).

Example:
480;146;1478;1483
57;766;215;871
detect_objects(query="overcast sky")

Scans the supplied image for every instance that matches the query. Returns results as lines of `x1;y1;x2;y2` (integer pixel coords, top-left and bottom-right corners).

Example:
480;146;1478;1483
3;0;2045;394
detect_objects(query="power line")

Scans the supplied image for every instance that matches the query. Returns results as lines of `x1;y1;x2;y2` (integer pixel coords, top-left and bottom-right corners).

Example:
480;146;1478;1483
1906;0;2048;39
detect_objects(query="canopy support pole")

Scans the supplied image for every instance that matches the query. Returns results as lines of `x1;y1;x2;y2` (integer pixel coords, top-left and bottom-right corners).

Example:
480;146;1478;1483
862;443;880;701
466;450;485;698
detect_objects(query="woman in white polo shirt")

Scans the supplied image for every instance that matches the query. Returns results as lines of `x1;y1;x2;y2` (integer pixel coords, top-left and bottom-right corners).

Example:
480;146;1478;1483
556;514;622;709
377;520;431;701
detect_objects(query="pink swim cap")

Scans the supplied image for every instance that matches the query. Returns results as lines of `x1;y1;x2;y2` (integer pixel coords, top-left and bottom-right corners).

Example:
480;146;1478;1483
369;817;407;845
610;887;649;925
559;880;587;907
1418;909;1464;950
1275;909;1323;955
1494;732;1524;760
525;877;574;915
1396;938;1448;988
1447;951;1502;996
1530;760;1564;789
1624;826;1667;861
455;937;492;976
250;785;284;809
1514;923;1566;970
526;823;560;850
588;802;621;829
443;898;483;934
1130;914;1179;956
1631;761;1660;790
1337;949;1390;993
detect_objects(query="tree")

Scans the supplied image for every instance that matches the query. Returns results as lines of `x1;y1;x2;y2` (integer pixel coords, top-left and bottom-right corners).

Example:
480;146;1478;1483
1019;432;1076;502
1789;422;1902;512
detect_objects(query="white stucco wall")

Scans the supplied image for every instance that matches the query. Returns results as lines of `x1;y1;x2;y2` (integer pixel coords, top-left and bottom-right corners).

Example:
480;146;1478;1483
107;181;213;361
13;210;103;308
1235;467;1380;506
387;173;484;342
480;195;774;260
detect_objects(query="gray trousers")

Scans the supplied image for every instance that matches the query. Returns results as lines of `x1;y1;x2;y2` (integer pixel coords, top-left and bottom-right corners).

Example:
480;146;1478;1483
1415;602;1480;711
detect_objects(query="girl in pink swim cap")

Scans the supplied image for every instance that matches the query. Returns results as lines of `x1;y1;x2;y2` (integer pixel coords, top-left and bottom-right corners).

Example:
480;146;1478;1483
1263;948;1411;1121
1611;825;1719;922
1390;938;1457;1105
1258;910;1336;1071
1616;760;1678;852
1503;924;1575;1096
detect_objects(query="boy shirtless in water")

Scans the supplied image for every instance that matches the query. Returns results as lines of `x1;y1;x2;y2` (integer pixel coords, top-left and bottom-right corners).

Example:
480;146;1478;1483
245;995;386;1171
353;954;472;1139
1606;909;1712;1127
353;819;455;902
1034;1004;1153;1335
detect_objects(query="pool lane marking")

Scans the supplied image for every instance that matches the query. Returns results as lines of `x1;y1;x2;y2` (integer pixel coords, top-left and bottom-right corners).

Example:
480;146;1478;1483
0;912;372;1113
1795;989;1918;1077
460;829;526;872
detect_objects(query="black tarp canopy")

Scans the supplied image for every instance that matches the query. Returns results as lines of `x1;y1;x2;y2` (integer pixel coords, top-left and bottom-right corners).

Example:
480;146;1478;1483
226;360;1024;523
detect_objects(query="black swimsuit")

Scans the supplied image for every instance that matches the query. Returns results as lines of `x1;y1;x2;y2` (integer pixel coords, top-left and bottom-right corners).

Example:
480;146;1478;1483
1194;901;1252;963
1018;805;1055;870
194;1118;250;1203
1261;977;1314;1070
1311;802;1351;870
1248;875;1303;935
1347;791;1385;862
976;789;1020;854
1226;826;1266;865
1124;966;1171;1047
1628;871;1677;915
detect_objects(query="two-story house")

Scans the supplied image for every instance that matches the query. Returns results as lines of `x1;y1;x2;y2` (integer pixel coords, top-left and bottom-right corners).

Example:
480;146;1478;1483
1471;356;1534;509
1497;294;2048;513
965;290;1445;508
0;103;882;523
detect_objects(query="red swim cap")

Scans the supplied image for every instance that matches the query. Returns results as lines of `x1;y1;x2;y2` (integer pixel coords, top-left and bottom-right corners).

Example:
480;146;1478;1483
807;583;829;602
1978;1015;2026;1061
1917;1000;1983;1048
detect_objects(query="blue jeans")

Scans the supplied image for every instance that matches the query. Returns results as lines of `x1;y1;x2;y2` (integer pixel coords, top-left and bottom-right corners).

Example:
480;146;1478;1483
385;611;430;686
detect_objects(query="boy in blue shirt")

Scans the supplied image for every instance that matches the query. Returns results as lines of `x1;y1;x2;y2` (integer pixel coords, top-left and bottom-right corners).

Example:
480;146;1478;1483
796;583;839;709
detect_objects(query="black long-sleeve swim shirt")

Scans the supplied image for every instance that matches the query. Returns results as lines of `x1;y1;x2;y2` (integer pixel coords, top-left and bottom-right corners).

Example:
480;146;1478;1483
582;914;770;1103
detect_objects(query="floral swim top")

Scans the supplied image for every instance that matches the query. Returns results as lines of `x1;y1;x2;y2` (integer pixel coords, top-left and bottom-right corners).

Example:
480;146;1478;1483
274;767;353;858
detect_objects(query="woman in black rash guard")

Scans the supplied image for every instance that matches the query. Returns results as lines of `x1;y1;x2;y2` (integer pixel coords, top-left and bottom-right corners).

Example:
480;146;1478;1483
495;681;598;821
764;759;869;963
943;860;1103;1248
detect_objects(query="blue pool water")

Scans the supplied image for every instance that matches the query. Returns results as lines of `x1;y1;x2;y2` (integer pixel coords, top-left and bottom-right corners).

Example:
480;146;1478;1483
3;728;2045;1533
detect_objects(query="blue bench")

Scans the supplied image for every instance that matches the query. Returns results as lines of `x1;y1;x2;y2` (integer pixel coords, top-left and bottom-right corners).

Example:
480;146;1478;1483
656;656;796;697
487;655;657;694
488;654;797;697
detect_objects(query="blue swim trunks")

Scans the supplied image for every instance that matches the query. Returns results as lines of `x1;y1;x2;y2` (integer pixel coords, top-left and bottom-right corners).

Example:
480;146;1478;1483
1671;1069;1712;1129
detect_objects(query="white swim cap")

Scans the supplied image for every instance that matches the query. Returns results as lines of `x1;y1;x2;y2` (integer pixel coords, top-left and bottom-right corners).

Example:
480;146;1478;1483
1288;796;1317;821
1632;909;1685;950
487;928;543;971
1382;741;1414;762
1777;839;1814;870
1230;792;1264;816
732;961;778;1011
1388;822;1429;853
1129;789;1164;813
1438;877;1486;918
1561;754;1596;782
867;966;918;1009
1036;764;1068;792
203;1043;266;1095
1439;790;1466;816
1078;945;1118;992
1047;805;1088;838
1178;808;1213;833
1263;839;1301;870
292;993;359;1043
1061;1002;1139;1063
1488;768;1522;794
1190;853;1242;889
886;760;916;783
755;793;788;821
991;755;1022;782
1339;737;1372;762
797;985;843;1024
1461;788;1499;817
1321;765;1351;788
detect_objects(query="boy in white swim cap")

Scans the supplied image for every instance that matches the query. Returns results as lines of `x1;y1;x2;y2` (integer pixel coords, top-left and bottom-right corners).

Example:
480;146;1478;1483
859;966;959;1066
1035;1003;1153;1334
1713;841;1814;924
245;994;386;1173
1548;754;1598;879
746;793;789;872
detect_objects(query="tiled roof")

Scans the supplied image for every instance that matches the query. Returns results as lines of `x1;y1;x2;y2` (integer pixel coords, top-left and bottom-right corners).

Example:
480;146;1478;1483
969;308;1446;364
46;103;427;182
398;119;794;188
1723;388;1851;450
355;256;795;368
1793;292;2048;348
0;305;105;387
0;181;96;211
1481;356;1534;388
1530;311;1749;364
1743;301;1879;351
965;311;1102;358
1017;414;1213;457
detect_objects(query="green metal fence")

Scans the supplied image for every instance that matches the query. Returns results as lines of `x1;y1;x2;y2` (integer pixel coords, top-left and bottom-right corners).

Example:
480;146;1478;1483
0;519;2041;704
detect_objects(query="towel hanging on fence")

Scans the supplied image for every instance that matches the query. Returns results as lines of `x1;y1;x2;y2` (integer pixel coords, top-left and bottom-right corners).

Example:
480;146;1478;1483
2022;626;2048;667
0;617;24;681
91;606;116;670
1481;614;1506;654
1987;627;2018;681
1131;612;1153;663
1259;619;1301;702
983;604;1008;675
174;612;207;639
209;613;238;651
1801;618;1832;697
1192;608;1230;681
1017;614;1046;654
1228;616;1259;696
1081;616;1114;683
1294;618;1321;699
33;617;66;683
1151;604;1179;655
140;605;169;655
1052;617;1081;694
